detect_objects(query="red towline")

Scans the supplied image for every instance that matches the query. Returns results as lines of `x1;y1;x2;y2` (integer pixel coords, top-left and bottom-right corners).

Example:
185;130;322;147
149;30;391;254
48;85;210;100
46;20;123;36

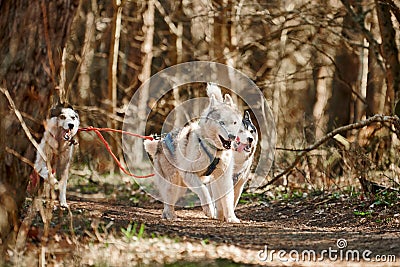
78;126;154;178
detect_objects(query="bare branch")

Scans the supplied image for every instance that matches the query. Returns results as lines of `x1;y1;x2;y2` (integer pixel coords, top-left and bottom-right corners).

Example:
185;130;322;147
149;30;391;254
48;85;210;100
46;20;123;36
5;147;35;168
261;114;400;189
0;87;47;162
154;0;178;35
385;0;400;24
77;105;124;122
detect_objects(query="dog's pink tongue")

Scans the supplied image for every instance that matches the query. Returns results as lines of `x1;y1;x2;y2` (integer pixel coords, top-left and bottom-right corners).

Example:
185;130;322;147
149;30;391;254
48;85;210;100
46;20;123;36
236;143;247;152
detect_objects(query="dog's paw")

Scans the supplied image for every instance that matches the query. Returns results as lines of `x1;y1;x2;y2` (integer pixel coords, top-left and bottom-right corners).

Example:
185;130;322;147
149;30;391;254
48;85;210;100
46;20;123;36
202;204;216;219
59;201;69;209
162;210;177;220
226;217;240;223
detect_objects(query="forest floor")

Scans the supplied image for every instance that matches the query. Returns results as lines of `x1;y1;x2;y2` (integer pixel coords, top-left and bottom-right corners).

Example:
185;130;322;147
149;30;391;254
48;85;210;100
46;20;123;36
4;182;400;266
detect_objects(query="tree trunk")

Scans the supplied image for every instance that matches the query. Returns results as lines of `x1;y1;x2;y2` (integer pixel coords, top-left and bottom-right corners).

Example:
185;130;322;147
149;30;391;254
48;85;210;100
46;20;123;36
77;0;96;103
365;18;385;117
108;0;122;121
212;0;229;64
207;0;233;100
375;0;400;115
107;0;123;173
328;1;362;130
0;0;77;246
133;0;155;165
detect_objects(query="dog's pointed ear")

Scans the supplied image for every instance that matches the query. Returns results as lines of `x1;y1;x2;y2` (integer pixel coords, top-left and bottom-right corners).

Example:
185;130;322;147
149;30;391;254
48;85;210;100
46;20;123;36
244;110;251;121
50;106;62;118
207;83;223;102
64;103;73;109
209;94;217;108
224;94;234;107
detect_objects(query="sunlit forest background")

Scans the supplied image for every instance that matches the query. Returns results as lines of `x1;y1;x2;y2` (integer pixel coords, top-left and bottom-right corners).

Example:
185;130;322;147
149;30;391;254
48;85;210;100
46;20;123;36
1;0;400;254
64;0;400;191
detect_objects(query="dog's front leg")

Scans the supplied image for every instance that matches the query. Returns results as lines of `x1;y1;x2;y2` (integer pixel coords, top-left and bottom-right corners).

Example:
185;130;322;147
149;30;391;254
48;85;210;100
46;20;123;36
211;173;239;223
35;140;50;180
35;131;59;181
57;150;73;208
205;180;220;219
233;176;246;208
233;161;252;208
183;173;215;218
58;168;69;208
214;197;224;221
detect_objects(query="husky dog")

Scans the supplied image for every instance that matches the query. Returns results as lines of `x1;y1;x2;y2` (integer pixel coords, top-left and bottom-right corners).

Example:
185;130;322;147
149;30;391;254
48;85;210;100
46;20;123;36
232;111;258;207
32;104;79;207
206;85;258;208
144;84;242;222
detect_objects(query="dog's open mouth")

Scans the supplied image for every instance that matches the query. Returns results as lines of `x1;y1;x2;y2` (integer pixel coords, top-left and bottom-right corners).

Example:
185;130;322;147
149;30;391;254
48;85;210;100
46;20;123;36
219;135;232;150
63;129;72;141
234;141;251;153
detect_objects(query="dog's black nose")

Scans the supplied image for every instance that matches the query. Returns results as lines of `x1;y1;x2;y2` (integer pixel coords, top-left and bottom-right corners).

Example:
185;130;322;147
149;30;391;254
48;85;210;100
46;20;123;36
68;123;74;130
228;134;236;141
248;137;253;144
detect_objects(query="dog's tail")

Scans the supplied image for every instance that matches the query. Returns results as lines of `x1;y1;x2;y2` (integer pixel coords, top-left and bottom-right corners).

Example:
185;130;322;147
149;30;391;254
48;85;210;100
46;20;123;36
206;83;223;102
143;139;159;157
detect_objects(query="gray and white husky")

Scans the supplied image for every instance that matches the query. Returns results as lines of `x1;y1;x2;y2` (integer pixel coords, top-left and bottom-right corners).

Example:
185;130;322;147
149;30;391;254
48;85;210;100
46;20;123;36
206;85;258;209
144;84;242;222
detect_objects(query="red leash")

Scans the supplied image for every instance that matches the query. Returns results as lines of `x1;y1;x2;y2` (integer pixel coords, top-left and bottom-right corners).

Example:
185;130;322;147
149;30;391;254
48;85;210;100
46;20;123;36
78;126;154;178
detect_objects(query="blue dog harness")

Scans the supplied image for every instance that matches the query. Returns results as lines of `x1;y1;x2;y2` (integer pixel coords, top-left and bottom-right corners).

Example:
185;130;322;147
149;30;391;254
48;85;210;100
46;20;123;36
163;132;175;154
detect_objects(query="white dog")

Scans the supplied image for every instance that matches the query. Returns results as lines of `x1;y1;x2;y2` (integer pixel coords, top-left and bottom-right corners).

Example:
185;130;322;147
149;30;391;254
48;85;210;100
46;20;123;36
33;104;79;207
144;84;242;222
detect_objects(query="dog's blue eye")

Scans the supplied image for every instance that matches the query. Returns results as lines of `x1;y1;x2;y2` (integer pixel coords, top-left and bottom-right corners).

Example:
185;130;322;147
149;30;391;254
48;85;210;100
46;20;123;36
219;121;225;126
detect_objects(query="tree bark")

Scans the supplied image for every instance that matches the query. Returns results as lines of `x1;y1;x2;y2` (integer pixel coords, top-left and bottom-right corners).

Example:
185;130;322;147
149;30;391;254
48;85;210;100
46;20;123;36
133;0;155;165
108;0;122;121
107;0;123;172
375;0;400;115
328;0;362;130
0;0;77;246
77;0;96;103
366;18;385;117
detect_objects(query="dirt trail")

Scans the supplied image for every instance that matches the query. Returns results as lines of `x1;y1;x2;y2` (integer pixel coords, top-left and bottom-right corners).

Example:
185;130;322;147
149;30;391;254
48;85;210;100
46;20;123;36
8;191;399;266
62;193;400;266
